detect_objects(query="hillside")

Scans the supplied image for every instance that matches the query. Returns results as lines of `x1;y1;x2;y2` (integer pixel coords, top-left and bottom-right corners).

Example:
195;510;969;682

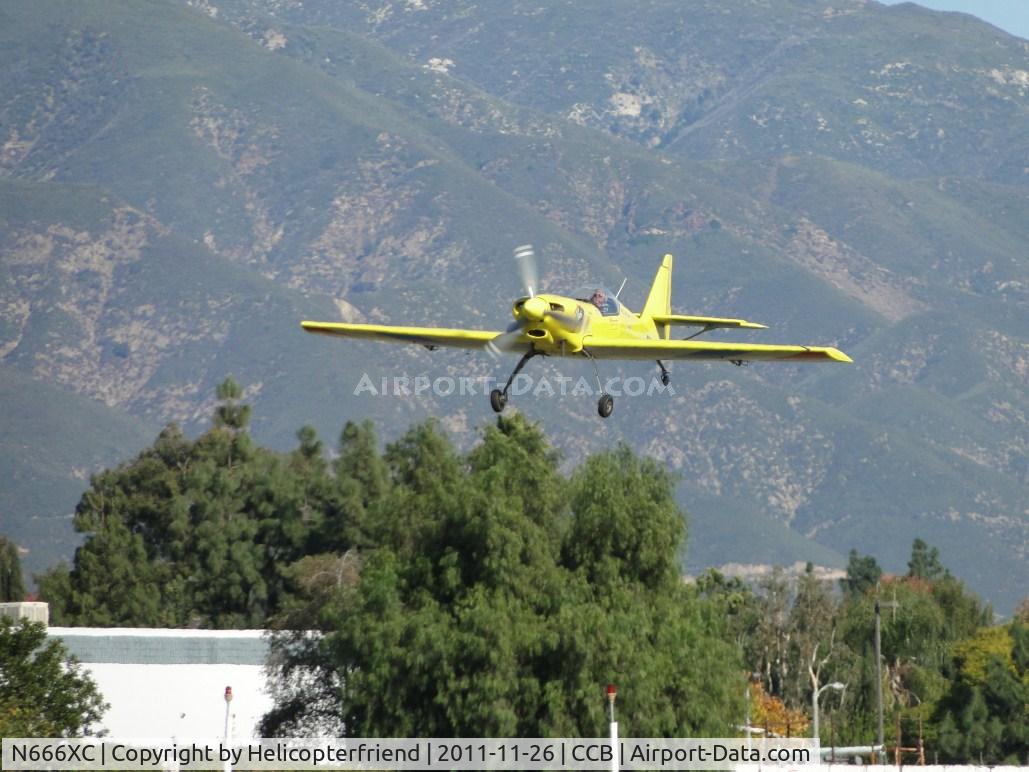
0;1;1025;610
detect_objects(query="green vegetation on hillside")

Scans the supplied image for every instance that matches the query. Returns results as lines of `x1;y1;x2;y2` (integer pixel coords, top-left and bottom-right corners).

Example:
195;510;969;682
1;0;1026;614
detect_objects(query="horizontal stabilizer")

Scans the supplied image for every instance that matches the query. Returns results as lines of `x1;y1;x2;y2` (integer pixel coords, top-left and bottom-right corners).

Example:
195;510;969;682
651;314;767;330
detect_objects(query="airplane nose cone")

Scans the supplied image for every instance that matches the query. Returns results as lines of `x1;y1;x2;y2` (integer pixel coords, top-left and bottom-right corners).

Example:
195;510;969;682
522;296;547;322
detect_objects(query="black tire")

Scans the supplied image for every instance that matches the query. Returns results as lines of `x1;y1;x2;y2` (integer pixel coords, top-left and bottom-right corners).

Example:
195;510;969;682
598;393;614;418
661;372;670;386
490;389;507;413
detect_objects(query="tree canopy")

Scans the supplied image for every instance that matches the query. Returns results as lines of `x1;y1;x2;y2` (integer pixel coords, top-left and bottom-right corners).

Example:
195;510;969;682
263;416;743;737
0;618;107;737
34;379;1027;760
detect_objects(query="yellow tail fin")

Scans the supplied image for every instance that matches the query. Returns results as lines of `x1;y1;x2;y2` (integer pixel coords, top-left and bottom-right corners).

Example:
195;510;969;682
641;254;673;321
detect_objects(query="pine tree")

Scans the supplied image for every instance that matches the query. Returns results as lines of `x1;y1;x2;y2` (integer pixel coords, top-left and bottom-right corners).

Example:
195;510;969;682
840;548;882;598
0;536;25;602
907;538;946;581
38;380;302;628
214;376;251;432
318;420;391;553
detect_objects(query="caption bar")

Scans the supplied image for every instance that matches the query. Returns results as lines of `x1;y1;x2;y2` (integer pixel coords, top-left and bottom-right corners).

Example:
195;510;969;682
3;737;817;770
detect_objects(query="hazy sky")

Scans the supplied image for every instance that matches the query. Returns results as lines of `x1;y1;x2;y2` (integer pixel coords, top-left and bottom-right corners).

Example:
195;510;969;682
881;0;1029;40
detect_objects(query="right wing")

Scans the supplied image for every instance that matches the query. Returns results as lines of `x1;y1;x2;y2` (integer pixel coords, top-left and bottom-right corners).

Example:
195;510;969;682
301;321;503;350
582;336;852;363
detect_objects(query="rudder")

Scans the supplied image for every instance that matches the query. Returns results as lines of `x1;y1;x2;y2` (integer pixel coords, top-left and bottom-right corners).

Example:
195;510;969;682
640;253;673;321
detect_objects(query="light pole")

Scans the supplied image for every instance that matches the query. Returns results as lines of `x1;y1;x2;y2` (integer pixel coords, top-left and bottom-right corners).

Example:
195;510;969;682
744;682;751;752
812;682;844;740
223;686;233;772
875;600;883;760
606;684;618;772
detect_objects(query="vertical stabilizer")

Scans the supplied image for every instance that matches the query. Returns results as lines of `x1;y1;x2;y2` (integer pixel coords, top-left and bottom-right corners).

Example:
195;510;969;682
640;254;673;321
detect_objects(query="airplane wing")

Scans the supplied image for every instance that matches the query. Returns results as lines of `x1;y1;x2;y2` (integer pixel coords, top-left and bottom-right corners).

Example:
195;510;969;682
650;314;767;330
582;336;852;362
301;321;504;350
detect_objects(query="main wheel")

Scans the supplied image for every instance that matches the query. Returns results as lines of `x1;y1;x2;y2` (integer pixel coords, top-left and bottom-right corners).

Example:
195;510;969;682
661;372;670;386
598;393;614;418
490;388;507;413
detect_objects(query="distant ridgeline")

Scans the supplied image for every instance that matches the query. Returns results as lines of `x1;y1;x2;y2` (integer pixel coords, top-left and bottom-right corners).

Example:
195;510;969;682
0;0;1026;617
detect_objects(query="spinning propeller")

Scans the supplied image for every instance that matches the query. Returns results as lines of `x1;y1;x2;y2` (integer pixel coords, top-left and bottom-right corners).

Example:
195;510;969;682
486;244;583;357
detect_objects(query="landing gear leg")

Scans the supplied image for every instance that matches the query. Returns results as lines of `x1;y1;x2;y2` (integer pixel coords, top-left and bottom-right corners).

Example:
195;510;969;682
490;349;536;413
657;360;670;386
584;349;614;418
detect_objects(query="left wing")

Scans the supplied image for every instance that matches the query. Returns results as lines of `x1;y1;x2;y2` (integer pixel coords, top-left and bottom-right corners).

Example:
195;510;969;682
301;321;503;350
582;336;852;363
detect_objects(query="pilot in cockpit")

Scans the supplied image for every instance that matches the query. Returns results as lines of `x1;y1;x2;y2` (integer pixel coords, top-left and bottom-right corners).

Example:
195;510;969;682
590;289;607;311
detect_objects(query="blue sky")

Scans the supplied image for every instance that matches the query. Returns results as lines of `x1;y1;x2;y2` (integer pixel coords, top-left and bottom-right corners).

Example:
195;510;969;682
881;0;1029;40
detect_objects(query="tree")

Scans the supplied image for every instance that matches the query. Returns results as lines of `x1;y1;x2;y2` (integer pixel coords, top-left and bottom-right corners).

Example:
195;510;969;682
563;445;682;590
935;620;1029;764
263;415;744;737
745;569;794;703
748;679;809;738
840;548;881;598
214;376;251;432
830;570;990;754
57;512;166;626
792;565;839;740
0;618;107;737
38;383;318;628
317;421;391;553
907;538;946;581
0;536;25;601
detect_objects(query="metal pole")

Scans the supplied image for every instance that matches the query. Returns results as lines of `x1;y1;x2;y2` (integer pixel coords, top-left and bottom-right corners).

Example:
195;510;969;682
831;709;836;764
224;686;233;772
874;601;884;763
607;684;618;772
812;684;820;741
745;683;752;753
813;683;844;742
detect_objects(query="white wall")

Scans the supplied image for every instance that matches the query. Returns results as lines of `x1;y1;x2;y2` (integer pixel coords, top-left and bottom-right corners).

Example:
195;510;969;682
81;662;272;739
50;628;274;738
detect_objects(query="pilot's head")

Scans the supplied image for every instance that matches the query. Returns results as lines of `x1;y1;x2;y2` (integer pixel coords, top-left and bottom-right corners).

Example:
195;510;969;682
590;289;605;308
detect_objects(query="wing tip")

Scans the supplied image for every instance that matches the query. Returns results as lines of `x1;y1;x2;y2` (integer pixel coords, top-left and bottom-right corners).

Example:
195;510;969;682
301;320;343;334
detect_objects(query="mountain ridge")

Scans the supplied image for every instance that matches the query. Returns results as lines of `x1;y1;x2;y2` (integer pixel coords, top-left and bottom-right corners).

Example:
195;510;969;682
0;0;1025;611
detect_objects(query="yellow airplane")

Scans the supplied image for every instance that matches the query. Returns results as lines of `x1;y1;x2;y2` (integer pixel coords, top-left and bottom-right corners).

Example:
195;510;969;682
302;246;851;418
